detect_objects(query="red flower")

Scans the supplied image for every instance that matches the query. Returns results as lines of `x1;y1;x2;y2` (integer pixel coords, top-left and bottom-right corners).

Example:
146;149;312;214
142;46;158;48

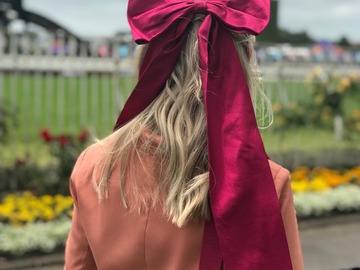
78;130;89;143
14;158;26;167
40;129;53;142
58;134;70;148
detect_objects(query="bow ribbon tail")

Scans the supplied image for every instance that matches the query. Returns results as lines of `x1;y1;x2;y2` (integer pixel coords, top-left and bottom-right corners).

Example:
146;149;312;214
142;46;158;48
199;19;293;270
198;16;224;270
114;25;190;129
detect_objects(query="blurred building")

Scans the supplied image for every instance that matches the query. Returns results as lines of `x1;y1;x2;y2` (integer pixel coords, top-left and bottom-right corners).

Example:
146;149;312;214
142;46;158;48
0;0;84;52
0;0;135;58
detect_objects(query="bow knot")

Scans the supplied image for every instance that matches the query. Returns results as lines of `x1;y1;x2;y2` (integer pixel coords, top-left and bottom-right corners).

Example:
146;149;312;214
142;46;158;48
191;0;208;14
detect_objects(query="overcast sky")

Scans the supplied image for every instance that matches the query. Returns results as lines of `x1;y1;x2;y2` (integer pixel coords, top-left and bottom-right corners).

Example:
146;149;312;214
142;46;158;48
23;0;360;42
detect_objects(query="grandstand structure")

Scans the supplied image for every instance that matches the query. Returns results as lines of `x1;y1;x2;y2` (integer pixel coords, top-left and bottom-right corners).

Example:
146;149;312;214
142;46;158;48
0;0;136;73
0;0;82;43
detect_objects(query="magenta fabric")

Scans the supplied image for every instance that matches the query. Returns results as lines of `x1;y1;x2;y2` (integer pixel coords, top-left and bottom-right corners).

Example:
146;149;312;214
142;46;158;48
114;1;293;269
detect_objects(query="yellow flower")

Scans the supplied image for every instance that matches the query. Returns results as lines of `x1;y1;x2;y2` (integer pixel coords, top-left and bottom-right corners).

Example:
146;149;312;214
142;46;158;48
336;85;345;93
351;110;360;119
272;103;281;113
0;203;14;218
315;94;324;104
349;72;360;82
327;175;347;188
312;66;324;78
291;167;310;181
0;193;74;225
41;195;54;205
22;191;33;198
291;181;309;193
42;207;55;221
277;115;286;125
355;123;360;132
291;166;360;192
288;103;299;111
309;177;330;191
339;77;351;90
67;210;74;217
17;209;35;223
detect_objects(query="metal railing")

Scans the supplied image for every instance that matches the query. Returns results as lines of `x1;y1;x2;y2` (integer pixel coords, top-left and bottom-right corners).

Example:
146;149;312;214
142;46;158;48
0;33;136;142
0;33;359;144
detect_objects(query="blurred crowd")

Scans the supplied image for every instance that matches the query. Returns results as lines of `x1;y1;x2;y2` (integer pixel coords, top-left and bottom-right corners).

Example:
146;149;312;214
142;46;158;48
257;41;360;64
1;28;360;66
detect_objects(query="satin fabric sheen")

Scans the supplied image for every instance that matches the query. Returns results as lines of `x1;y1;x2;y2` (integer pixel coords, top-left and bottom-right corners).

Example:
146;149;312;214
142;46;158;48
114;1;293;269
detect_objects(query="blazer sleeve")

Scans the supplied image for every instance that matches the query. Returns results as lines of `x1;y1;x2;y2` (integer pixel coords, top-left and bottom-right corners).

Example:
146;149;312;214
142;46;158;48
64;150;97;270
275;167;304;270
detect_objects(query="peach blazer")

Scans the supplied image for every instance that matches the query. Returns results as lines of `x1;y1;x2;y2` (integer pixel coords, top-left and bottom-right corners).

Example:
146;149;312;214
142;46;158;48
64;142;304;270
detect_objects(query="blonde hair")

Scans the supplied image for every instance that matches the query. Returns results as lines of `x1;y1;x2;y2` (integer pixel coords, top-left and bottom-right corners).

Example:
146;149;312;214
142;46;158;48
93;17;270;227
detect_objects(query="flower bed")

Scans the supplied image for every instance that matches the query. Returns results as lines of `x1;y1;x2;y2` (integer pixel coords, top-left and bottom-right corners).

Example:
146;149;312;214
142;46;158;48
291;166;360;192
1;166;360;257
0;192;73;257
294;185;360;218
0;192;73;225
291;166;360;218
0;218;71;256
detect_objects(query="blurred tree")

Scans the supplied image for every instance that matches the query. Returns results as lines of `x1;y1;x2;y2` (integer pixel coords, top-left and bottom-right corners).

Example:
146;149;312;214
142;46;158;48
0;0;86;53
337;36;351;47
258;0;279;42
257;0;315;44
278;29;314;44
0;0;24;26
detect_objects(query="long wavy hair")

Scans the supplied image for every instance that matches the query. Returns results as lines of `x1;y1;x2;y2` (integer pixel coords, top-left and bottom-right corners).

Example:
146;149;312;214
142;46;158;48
92;16;271;227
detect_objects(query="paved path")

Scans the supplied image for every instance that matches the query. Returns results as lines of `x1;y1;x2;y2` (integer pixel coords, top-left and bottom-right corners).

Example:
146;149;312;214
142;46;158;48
300;219;360;270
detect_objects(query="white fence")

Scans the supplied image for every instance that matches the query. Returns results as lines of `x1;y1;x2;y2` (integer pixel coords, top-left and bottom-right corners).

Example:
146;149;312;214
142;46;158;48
0;31;137;143
0;71;135;143
0;33;359;144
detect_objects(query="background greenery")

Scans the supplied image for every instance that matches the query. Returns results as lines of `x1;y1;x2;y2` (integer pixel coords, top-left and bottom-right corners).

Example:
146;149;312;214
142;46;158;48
0;74;134;141
1;74;360;165
1;72;360;259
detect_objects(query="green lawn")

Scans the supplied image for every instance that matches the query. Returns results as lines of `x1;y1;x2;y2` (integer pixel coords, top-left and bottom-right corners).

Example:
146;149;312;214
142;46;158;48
264;79;311;104
260;126;359;154
0;73;135;141
1;74;359;165
2;125;358;166
1;75;307;142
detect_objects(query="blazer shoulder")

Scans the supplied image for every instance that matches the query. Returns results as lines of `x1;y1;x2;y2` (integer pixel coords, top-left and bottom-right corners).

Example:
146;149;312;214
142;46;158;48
70;142;106;185
268;160;291;198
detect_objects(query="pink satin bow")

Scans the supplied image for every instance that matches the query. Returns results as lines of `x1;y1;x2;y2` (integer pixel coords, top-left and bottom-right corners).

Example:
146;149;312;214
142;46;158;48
115;0;293;269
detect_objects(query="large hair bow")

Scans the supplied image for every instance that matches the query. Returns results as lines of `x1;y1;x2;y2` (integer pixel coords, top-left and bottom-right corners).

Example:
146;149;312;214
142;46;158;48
115;1;293;269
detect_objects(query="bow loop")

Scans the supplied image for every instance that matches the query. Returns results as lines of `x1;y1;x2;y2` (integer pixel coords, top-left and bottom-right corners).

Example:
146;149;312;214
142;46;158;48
128;0;270;44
